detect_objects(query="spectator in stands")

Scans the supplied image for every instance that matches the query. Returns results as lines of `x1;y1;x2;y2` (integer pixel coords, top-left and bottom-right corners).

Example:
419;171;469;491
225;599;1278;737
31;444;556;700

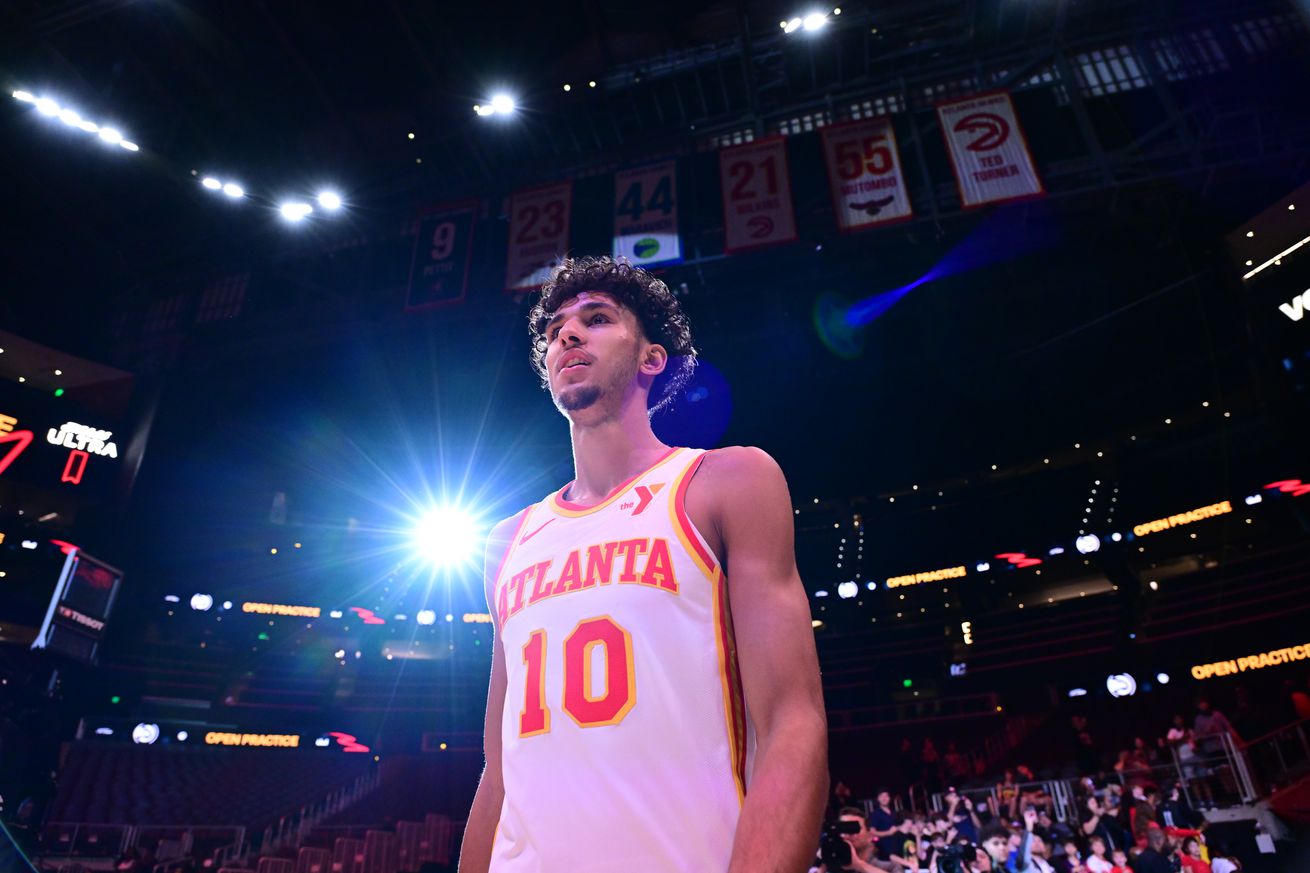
922;739;943;793
1178;837;1211;873
1084;836;1113;873
1129;828;1173;873
996;769;1021;821
1282;678;1310;723
1192;699;1235;757
1157;781;1201;831
1163;714;1206;808
1079;795;1125;854
946;787;981;844
978;822;1012;872
817;806;887;873
1113;747;1150;783
1125;783;1158;848
1053;838;1084;870
887;815;922;871
898;739;921;791
1207;841;1240;873
870;790;901;861
945;742;970;783
1108;848;1131;873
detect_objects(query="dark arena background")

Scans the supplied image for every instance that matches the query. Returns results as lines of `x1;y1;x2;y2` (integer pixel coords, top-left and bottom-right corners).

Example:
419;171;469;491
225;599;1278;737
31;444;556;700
2;1;1310;871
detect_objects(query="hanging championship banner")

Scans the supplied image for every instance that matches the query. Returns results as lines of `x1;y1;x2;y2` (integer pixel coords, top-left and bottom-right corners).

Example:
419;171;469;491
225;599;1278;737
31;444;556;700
406;200;477;311
505;181;572;291
821;118;913;231
719;136;798;253
613;160;682;267
937;91;1044;209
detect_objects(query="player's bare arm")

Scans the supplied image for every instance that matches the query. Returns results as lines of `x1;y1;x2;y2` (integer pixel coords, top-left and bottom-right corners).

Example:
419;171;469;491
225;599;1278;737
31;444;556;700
457;513;522;873
688;445;829;873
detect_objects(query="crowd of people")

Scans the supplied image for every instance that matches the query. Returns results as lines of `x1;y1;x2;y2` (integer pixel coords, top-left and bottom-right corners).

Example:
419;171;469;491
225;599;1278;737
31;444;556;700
812;784;1243;873
812;697;1271;873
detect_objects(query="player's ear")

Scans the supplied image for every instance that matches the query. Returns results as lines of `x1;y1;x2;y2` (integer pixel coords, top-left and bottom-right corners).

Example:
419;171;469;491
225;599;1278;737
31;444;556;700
639;342;668;377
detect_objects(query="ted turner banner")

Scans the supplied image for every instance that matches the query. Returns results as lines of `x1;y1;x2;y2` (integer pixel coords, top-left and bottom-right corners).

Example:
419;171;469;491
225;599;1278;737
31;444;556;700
719;136;798;253
821;117;913;231
937;91;1044;209
505;181;572;291
612;160;682;267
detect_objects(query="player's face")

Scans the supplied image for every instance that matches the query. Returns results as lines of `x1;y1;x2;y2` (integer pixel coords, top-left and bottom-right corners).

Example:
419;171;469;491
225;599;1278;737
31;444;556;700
543;292;648;419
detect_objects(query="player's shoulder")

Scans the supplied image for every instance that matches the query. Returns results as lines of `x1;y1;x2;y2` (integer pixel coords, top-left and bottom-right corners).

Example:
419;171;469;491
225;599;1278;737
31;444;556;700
486;507;531;545
698;445;786;482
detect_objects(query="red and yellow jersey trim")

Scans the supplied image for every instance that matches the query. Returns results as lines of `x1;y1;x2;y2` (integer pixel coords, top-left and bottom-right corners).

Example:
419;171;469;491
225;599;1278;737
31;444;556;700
712;565;748;804
668;450;719;581
547;446;680;517
490;507;534;604
669;449;746;803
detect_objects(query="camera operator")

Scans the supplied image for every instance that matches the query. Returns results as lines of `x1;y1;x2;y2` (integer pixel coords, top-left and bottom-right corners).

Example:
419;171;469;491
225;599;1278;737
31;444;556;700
817;807;893;873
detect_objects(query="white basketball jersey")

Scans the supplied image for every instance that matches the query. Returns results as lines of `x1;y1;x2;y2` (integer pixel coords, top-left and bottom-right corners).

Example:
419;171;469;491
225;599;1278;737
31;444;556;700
488;446;752;873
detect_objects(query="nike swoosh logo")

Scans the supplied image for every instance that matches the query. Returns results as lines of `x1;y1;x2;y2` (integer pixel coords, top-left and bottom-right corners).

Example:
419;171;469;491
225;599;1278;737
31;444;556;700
520;518;555;545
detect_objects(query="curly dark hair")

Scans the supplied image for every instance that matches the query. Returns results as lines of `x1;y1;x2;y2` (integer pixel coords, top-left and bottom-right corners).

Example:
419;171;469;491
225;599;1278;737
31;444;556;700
528;256;697;414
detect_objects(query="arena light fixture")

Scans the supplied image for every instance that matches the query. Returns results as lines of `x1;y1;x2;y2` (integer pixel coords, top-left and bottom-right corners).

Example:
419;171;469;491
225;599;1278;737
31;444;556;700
1156;672;1170;684
222;182;244;198
317;190;343;211
416;609;437;625
279;202;314;222
411;504;484;570
836;581;858;599
190;593;214;612
1075;534;1101;555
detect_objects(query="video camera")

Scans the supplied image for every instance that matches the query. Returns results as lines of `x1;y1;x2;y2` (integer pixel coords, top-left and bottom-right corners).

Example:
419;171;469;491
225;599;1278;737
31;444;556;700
818;819;861;869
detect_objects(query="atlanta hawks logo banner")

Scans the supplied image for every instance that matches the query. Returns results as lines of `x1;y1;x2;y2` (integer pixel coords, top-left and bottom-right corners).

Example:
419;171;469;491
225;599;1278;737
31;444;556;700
719;136;798;253
821;117;913;231
505;180;573;291
937;91;1044;209
613;160;682;267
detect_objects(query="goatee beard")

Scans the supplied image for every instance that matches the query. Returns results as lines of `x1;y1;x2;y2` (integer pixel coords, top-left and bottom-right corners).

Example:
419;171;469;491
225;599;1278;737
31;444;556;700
556;385;602;412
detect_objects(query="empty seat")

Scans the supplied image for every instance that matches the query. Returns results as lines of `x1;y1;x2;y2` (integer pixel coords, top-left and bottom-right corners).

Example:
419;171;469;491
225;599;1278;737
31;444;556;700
296;847;332;873
332;838;365;873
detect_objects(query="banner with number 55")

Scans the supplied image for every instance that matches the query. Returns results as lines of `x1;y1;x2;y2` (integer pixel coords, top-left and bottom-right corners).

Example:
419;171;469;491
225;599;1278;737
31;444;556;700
506;181;573;292
719;136;798;254
821;118;913;232
612;160;682;267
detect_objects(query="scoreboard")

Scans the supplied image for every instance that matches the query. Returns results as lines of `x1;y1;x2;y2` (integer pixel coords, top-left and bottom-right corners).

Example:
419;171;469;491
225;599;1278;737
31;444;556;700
0;377;125;501
0;537;122;664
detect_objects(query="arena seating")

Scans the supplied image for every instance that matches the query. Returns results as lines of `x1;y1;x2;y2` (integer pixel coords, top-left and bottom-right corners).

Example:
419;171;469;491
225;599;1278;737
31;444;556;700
46;744;374;827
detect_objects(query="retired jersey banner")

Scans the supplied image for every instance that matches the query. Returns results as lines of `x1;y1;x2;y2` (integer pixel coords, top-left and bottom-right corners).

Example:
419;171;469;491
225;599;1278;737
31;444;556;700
612;160;682;267
821;118;913;231
406;201;477;311
719;136;798;253
937;91;1044;209
505;181;572;291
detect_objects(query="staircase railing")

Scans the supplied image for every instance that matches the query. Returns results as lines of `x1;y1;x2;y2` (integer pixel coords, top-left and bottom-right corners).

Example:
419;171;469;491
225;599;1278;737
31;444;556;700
228;768;380;865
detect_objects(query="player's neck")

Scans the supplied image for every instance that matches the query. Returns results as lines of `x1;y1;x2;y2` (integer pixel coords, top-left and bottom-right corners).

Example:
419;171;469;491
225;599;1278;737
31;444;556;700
566;400;668;505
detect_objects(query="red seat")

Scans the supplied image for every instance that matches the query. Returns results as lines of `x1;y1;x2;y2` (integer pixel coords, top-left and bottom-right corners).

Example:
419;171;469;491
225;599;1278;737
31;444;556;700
362;831;397;873
257;858;295;873
395;822;423;872
296;847;332;873
332;838;365;873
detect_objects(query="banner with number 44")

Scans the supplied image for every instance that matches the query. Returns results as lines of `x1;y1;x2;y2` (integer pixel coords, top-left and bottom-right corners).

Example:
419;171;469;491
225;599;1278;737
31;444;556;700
612;160;682;267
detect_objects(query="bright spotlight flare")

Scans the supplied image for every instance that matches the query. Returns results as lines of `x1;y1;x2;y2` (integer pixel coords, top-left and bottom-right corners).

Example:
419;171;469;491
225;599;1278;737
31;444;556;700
474;93;517;117
279;202;314;222
411;505;485;570
780;7;839;33
13;90;139;150
317;190;343;211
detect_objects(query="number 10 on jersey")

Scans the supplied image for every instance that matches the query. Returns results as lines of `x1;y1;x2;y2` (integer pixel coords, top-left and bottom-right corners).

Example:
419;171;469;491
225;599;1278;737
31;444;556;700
519;616;636;736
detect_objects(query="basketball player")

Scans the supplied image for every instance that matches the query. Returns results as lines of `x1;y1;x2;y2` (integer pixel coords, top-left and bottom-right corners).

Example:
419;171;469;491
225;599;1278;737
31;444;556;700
458;257;827;872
